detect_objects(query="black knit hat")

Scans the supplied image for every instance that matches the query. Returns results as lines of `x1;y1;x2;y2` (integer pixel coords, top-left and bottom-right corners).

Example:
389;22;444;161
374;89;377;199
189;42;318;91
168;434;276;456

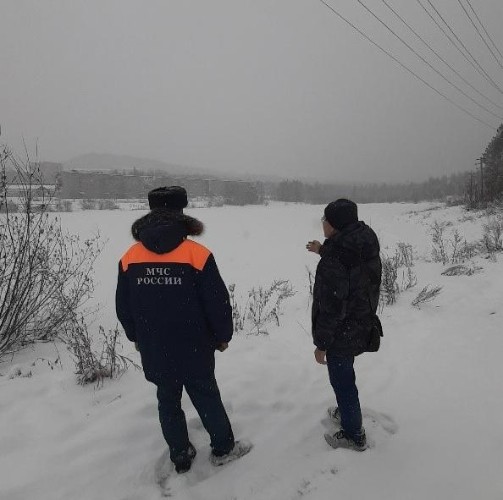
324;199;358;230
148;186;188;211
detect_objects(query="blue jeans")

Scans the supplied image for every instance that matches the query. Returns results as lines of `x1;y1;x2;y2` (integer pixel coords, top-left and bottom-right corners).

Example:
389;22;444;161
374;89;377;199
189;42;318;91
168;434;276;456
156;375;234;461
326;352;363;440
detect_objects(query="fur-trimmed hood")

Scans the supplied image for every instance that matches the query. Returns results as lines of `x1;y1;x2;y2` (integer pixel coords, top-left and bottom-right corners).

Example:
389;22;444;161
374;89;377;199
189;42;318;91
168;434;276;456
131;209;204;254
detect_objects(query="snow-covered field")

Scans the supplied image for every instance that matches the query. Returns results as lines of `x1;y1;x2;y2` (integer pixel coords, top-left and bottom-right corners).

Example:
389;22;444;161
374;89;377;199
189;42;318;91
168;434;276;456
1;202;502;500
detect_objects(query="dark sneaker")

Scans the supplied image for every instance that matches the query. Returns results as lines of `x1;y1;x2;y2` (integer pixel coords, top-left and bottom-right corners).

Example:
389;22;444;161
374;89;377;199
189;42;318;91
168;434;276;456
327;406;341;425
173;443;197;473
210;440;253;466
324;429;367;451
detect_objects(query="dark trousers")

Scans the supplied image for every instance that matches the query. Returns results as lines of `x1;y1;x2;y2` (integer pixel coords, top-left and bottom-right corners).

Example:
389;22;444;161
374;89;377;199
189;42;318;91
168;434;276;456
156;374;235;461
326;352;363;440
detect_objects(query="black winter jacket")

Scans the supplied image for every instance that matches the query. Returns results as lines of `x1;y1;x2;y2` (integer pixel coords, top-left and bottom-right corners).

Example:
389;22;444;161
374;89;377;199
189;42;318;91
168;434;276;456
115;209;233;384
312;221;381;356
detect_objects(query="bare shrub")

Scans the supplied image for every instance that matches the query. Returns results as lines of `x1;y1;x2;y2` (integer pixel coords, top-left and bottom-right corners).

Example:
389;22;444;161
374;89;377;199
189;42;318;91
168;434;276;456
0;146;102;359
411;285;443;308
441;265;482;276
395;242;414;268
430;220;449;264
449;230;463;263
381;256;399;306
64;317;140;386
401;266;417;290
431;221;479;264
380;243;417;308
228;284;248;333
64;316;97;384
482;216;503;255
393;242;417;292
485;205;501;217
306;266;315;302
458;239;479;262
247;280;295;335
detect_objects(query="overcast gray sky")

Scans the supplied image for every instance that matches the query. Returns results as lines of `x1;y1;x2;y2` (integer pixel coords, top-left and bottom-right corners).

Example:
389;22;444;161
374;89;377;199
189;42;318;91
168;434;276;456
1;0;502;183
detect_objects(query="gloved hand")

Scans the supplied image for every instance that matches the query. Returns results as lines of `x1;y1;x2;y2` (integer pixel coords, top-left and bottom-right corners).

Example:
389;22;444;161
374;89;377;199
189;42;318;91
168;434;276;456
216;342;229;352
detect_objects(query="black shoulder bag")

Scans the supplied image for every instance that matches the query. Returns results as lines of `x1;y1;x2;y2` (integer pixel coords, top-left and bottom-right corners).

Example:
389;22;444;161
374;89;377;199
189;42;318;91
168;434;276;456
361;259;383;352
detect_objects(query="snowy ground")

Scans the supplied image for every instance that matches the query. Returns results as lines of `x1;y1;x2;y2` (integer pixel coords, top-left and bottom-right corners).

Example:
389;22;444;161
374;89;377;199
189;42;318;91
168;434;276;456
1;202;502;500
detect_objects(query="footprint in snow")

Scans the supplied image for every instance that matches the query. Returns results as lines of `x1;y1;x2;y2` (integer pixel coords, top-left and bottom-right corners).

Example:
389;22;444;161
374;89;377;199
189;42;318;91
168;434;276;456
145;449;174;497
362;408;398;435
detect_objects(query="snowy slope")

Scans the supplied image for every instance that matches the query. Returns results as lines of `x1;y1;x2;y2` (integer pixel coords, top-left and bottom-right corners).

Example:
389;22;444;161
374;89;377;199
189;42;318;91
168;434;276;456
1;202;502;500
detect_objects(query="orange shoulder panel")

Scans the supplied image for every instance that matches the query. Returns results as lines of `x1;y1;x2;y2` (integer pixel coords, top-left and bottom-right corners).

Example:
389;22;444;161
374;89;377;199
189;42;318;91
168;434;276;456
120;239;211;272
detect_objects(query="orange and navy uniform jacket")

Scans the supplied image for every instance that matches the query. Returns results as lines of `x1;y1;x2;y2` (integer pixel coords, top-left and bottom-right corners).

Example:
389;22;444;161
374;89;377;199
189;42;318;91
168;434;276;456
115;210;232;384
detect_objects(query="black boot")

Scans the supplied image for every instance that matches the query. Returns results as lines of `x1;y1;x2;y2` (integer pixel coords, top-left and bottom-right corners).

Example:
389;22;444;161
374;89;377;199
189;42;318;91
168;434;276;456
173;443;197;473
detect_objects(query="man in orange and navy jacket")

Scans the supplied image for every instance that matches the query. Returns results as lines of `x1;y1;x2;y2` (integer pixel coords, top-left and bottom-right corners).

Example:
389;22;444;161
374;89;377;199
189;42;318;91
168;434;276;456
115;186;235;473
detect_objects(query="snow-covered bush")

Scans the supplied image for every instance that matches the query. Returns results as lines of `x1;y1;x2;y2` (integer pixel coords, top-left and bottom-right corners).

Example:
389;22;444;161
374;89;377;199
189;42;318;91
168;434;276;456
228;283;248;333
457;239;479;262
64;317;139;386
395;242;417;291
482;216;503;255
431;220;480;264
228;280;295;335
0;146;102;359
380;242;417;308
395;242;414;268
411;285;442;308
381;255;400;306
430;220;449;264
401;265;417;291
248;280;295;335
441;264;481;276
306;266;315;302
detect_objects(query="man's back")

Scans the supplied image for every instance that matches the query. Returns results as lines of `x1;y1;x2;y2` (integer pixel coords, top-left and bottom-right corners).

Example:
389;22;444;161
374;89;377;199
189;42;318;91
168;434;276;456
116;208;232;383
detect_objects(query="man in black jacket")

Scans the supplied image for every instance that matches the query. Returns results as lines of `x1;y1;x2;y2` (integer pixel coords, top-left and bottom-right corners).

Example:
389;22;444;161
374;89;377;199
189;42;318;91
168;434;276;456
116;186;251;473
307;199;381;451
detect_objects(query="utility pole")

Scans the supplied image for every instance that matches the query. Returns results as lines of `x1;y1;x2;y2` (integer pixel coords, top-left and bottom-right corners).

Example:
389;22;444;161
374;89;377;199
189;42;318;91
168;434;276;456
475;157;484;203
480;157;484;202
469;172;474;206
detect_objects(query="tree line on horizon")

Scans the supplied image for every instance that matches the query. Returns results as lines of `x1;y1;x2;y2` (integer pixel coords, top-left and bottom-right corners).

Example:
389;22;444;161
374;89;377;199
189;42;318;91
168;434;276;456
277;125;503;207
273;172;468;205
465;124;503;208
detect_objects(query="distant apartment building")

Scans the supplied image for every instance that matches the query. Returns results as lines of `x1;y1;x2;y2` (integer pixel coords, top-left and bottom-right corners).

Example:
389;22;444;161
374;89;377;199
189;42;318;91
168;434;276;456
59;170;263;204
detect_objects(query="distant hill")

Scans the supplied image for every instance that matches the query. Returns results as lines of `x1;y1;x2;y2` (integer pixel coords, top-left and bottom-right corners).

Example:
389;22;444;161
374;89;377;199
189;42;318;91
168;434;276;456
63;153;213;178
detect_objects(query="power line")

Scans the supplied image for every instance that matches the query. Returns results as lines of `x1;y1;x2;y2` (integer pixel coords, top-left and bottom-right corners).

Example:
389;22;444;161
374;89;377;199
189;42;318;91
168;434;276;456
420;0;503;95
465;0;503;62
425;0;495;80
380;0;503;111
355;0;502;120
316;0;496;129
456;0;503;70
415;0;489;87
